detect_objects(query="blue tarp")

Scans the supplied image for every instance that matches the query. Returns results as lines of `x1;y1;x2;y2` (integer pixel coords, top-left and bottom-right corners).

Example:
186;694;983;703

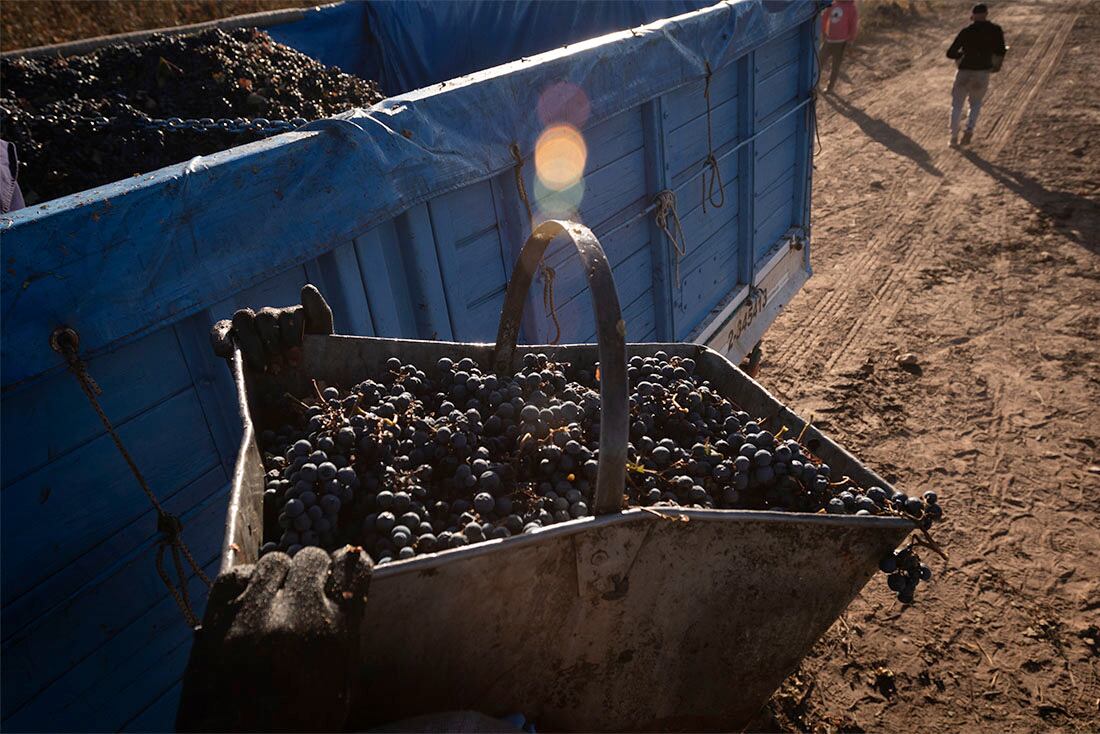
267;1;805;97
268;1;718;95
362;0;716;95
1;0;820;387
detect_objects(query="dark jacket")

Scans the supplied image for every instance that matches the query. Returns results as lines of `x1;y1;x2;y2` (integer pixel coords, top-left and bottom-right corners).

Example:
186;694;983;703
947;20;1007;71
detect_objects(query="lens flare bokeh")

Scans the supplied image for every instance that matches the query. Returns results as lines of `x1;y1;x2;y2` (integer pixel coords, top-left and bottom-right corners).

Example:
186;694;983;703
534;124;587;191
532;84;591;219
537;81;591;129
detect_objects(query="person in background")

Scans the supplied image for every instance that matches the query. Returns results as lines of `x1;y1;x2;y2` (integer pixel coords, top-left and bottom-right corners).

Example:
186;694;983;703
1;138;26;214
946;3;1006;146
819;0;859;94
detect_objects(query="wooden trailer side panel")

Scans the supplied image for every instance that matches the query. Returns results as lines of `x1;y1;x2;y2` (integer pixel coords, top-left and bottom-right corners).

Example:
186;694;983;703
0;5;819;730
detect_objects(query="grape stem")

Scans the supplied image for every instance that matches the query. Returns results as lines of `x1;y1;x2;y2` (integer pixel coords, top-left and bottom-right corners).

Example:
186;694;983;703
282;392;312;411
909;532;949;562
796;416;814;443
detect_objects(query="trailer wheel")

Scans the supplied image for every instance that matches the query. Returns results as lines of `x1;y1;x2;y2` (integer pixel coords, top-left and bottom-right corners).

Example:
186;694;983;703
741;341;763;378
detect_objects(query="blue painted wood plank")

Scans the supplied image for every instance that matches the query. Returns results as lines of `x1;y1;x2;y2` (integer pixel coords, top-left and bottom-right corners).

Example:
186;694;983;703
670;155;740;250
465;286;510;342
790;23;815;238
1;485;225;719
754;112;799;161
519;126;649;343
5;558;215;733
394;204;454;341
662;62;738;131
1;464;225;642
665;92;739;182
106;636;192;733
736;53;757;288
532;146;647;235
577;108;645;176
675;238;740;338
1;389;221;607
540;208;649;320
122;681;180;734
678;205;742;282
755;60;800;123
311;243;375;337
550;239;653;342
754;27;800;77
436;180;500;246
208;265;310;323
642;98;675;341
455;230;508;310
486;170;542;346
583;285;657;344
428;188;507;342
755;134;798;197
354;223;412;338
525;109;644;257
0;328;192;489
753;176;796;260
512;108;645;235
174;314;241;472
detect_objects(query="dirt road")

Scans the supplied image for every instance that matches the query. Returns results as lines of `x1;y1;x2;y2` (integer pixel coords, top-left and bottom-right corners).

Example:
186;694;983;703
757;2;1100;731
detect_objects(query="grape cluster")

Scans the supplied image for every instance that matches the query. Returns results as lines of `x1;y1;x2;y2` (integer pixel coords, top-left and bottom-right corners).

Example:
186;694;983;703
878;544;934;605
254;352;944;576
1;27;383;203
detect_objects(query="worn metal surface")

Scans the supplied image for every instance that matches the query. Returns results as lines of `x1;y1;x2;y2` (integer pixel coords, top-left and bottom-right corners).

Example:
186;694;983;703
344;509;907;731
226;332;911;730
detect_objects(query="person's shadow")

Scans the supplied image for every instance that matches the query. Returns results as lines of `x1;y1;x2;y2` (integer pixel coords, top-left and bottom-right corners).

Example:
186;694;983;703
960;149;1099;254
823;93;943;178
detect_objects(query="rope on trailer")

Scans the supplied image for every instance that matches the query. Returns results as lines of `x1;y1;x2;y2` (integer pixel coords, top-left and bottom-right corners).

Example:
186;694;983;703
509;143;561;345
654;189;687;293
50;327;211;628
701;62;727;213
810;6;825;160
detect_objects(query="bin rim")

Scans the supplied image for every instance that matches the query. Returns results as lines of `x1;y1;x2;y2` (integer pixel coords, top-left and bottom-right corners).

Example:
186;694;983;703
356;506;914;581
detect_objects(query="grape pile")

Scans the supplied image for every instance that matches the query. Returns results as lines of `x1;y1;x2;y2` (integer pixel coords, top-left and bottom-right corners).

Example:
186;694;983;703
0;27;382;203
256;351;943;600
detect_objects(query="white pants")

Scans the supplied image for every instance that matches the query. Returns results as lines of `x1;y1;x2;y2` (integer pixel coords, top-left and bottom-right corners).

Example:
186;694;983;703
951;69;991;134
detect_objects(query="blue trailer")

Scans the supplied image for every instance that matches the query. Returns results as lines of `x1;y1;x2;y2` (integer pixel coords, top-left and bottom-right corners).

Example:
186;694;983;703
0;1;820;729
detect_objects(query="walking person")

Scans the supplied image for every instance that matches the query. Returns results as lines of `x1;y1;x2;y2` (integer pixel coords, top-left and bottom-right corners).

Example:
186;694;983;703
947;3;1006;146
819;0;859;94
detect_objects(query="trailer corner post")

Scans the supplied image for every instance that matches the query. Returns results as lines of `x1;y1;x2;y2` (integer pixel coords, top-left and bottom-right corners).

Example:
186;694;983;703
642;98;676;342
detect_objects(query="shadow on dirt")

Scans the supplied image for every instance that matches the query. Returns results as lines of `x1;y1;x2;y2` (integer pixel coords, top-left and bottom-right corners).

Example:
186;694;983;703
961;149;1099;254
823;93;943;178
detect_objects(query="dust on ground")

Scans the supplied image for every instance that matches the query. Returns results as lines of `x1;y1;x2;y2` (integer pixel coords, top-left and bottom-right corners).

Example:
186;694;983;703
756;1;1099;731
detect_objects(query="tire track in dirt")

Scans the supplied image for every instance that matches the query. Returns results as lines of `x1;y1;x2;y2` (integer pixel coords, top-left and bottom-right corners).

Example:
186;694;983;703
822;10;1078;375
773;8;1077;375
760;7;1100;730
984;11;1080;156
772;10;1059;370
780;12;1055;371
